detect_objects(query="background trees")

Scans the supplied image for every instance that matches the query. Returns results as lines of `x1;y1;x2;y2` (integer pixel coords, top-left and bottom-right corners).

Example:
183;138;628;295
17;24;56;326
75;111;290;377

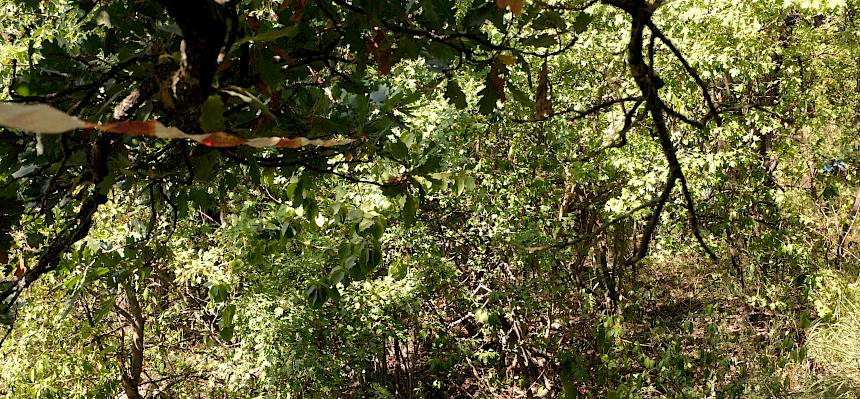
1;0;860;397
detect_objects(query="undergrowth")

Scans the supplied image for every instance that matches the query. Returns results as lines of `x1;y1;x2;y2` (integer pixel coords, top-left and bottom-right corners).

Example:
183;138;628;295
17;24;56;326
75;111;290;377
797;269;860;398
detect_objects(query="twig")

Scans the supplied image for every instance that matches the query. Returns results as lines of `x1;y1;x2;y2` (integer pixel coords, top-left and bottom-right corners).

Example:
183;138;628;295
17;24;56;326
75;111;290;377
519;193;661;253
511;96;642;123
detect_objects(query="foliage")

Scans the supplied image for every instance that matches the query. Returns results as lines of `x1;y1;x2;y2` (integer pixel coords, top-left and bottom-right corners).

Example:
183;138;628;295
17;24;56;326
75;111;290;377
1;0;860;398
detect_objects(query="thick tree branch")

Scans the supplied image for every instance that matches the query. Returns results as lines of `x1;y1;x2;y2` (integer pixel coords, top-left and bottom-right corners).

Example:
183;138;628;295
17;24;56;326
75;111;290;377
157;0;228;108
0;148;109;305
602;0;718;265
118;282;145;399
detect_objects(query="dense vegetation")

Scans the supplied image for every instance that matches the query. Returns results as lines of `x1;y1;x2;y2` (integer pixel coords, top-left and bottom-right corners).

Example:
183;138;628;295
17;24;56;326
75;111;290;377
1;0;860;397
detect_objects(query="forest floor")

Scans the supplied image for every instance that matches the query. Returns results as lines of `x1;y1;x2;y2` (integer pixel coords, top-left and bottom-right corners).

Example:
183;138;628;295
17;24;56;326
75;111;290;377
798;268;860;398
634;258;860;398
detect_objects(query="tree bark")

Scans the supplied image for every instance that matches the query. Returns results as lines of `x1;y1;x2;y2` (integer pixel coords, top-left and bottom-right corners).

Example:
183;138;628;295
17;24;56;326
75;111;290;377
156;0;228;109
601;0;717;266
118;282;146;399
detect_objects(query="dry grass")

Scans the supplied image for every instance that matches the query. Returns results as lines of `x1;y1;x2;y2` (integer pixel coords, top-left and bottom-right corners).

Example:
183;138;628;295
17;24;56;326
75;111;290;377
794;272;860;398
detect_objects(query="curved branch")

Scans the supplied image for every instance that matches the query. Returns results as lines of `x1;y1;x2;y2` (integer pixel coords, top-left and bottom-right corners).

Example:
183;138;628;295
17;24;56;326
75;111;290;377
645;21;721;126
511;96;642;123
602;0;718;265
0;149;109;319
0;78;155;347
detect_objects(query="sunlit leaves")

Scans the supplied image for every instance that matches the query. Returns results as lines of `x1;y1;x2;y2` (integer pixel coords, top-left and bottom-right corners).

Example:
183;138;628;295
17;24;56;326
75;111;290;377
2;0;855;396
388;259;407;280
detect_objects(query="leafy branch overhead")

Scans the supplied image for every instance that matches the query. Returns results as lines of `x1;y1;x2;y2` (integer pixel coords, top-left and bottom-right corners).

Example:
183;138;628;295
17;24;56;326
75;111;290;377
0;0;730;316
1;1;856;396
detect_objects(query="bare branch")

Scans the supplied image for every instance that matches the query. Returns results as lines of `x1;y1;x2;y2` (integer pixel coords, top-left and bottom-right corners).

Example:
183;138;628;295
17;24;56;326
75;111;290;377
511;96;643;123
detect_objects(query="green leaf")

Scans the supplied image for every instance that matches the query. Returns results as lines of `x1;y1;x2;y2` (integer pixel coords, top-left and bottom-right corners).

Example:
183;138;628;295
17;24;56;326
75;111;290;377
573;12;593;34
474;308;490;324
477;86;499;115
255;47;284;89
403;194;418;227
822;184;839;199
218;325;234;342
477;67;503;115
389;261;407;280
367;217;386;241
189;187;214;209
329;266;347;285
98;173;116;195
339;242;353;261
508;84;532;108
220;304;236;325
463;1;498;28
280;222;296;239
87;267;111;281
306;283;327;308
392;37;419;62
520;34;558;48
191;152;220;182
328;286;341;304
93;296;116;323
420;0;454;28
63;275;82;290
412;154;443;175
799;311;811;329
14;84;31;97
218;304;236;341
348;255;364;280
289;178;305;208
357;242;370;270
368;244;382;268
388;141;409;161
200;95;225;132
209;283;228;303
381;182;408;197
304;197;319;223
532;11;566;30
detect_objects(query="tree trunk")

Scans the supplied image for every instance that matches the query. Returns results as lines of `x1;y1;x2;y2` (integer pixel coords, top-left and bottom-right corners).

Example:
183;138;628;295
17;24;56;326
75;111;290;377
119;282;145;399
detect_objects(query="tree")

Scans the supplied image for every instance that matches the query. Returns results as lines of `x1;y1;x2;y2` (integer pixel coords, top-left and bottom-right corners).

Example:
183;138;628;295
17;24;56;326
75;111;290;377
2;0;859;397
0;0;735;313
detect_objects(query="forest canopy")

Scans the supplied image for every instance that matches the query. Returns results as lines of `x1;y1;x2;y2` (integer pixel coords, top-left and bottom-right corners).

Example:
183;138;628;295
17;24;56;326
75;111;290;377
1;0;860;397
